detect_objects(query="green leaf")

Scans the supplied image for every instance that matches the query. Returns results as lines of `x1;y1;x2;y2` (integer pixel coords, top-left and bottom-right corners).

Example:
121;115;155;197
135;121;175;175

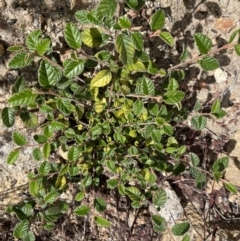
118;16;131;29
150;9;165;31
25;30;41;50
12;76;26;94
64;23;81;49
211;99;221;113
35;38;51;55
182;234;190;241
194;33;212;54
199;56;219;71
38;60;62;87
159;31;174;47
116;33;135;64
173;162;185;175
212;157;229;173
107;179;118;189
44;190;59;204
43;143;51;159
96;0;117;20
63;59;84;78
131;201;141;209
191;115;207;130
152;215;166;232
29;180;39;197
74;205;90;216
224;182;238;194
12;132;27;146
7;45;24;52
44;207;61;222
180;45;190;62
44;222;55;231
90;126;102;136
229;29;240;43
126;60;146;72
189;152;200;166
75;191;85;202
95;50;111;61
193;100;202;111
7;150;20;164
131;32;143;50
151;129;162;143
132;99;144;116
75;10;90;24
23;231;35;241
234;44;240;56
90;69;112;87
125;187;141;201
153;189;167;207
20;112;38;128
172;222;190;236
39;161;51;175
8;52;33;68
34;134;48;144
68;146;81;161
94;197;106;212
163;124;173;136
56;98;72;116
81;28;103;47
1;107;15;127
94;215;111;227
13;220;29;238
163;90;184;104
167;78;179;91
195;173;206;189
140;77;155;95
32;148;43;161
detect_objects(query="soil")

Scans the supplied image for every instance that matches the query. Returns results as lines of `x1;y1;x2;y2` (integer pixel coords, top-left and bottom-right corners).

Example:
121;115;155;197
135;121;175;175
1;0;240;240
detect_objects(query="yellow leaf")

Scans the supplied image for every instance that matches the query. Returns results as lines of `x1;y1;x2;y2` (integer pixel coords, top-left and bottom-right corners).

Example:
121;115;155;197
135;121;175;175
55;175;66;190
125;60;146;72
90;69;112;88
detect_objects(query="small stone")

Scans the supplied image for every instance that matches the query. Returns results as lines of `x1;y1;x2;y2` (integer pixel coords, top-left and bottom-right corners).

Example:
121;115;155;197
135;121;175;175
214;68;228;83
214;17;235;33
159;0;172;8
197;88;209;104
0;44;4;55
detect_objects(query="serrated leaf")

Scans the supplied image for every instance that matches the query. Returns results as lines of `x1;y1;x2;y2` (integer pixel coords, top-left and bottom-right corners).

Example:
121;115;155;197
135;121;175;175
199;56;219;71
25;30;41;50
39;161;51;175
131;32;143;50
96;0;117;20
212;157;229;173
191;115;207;130
180;45;190;62
64;23;81;49
159;31;174;47
167;78;179;91
35;38;51;55
1;107;15;127
67;146;80;161
195;173;206;189
153;189;167;207
229;29;240;43
234;44;240;56
75;191;85;202
118;16;131;29
32;148;43;161
23;231;35;241
44;222;55;231
81;28;103;47
193;100;202;111
29;180;39;197
12;132;27;146
63;59;84;78
94;197;106;212
8;52;33;69
150;9;165;31
152;215;166;232
34;134;48;144
163;124;173;136
125;60;146;72
13;220;29;238
172;222;190;236
75;10;90;24
173;162;185;175
140;77;155;95
55;175;66;190
116;33;135;64
224;182;238;194
20;111;38;128
189;152;200;166
7;45;24;52
163;90;184;104
94;215;111;227
107;179;118;189
182;234;190;241
7;150;20;164
151;129;162;143
12;76;26;94
132;99;144;116
43;143;51;159
95;50;111;61
56;98;72;115
44;190;59;203
44;207;61;222
125;186;141;201
90;69;112;87
38;60;62;87
74;205;90;216
194;33;212;54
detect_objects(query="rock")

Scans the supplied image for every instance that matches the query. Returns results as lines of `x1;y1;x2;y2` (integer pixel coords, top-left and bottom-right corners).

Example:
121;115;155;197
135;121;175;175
214;17;236;33
197;88;209;104
214;68;228;83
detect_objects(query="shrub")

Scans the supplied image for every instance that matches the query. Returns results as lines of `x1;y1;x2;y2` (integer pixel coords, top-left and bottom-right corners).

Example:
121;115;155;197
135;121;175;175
2;0;240;240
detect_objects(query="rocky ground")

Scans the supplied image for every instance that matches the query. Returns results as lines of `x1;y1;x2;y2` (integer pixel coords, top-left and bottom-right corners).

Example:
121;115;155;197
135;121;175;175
1;0;240;240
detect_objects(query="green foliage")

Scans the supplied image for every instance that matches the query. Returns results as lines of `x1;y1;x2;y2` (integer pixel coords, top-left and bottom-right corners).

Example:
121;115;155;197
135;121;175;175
4;0;240;239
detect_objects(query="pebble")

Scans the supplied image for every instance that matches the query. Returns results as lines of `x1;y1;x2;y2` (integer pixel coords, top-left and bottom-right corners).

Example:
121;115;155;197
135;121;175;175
197;88;209;104
214;17;236;33
214;68;228;83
